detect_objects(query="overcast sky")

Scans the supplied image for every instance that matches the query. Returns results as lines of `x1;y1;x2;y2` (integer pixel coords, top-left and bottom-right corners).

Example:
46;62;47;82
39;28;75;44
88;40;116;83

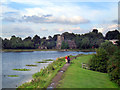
0;0;119;39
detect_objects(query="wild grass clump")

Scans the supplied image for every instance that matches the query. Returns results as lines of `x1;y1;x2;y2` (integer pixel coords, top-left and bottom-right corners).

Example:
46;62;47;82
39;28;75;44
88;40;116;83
18;56;67;88
35;61;47;63
12;68;31;71
43;59;54;61
26;64;37;66
7;75;19;77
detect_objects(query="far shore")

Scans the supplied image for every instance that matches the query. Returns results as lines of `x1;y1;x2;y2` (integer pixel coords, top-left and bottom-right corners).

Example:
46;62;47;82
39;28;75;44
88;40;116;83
1;49;95;52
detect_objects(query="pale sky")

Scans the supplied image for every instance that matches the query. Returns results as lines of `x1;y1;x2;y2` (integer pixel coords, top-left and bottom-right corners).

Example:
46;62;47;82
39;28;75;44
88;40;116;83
0;0;119;39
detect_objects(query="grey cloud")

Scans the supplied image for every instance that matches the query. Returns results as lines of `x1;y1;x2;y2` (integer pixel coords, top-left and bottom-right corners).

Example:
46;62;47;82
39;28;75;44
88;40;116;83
22;15;90;24
112;19;120;24
3;14;90;25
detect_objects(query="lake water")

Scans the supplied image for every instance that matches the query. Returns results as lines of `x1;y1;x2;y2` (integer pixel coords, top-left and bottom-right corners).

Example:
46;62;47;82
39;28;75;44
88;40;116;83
1;51;95;88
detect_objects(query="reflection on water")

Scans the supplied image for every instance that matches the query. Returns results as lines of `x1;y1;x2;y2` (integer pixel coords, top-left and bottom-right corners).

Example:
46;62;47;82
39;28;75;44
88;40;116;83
2;51;95;88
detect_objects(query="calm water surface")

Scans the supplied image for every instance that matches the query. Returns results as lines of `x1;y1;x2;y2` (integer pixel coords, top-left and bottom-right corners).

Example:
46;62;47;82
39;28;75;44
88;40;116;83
2;51;95;88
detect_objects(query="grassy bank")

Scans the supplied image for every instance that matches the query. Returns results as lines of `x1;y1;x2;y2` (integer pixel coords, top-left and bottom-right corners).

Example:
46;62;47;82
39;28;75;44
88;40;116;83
18;56;67;88
58;55;118;88
2;49;95;52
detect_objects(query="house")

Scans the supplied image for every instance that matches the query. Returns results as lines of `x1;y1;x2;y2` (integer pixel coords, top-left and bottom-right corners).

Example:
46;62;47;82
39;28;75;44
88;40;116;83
109;39;118;45
38;46;47;49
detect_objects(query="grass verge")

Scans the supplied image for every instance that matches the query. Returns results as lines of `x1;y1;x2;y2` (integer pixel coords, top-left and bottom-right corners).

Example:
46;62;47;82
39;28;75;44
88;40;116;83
26;64;37;66
12;68;31;71
58;55;118;88
35;61;47;63
7;75;19;77
43;59;54;61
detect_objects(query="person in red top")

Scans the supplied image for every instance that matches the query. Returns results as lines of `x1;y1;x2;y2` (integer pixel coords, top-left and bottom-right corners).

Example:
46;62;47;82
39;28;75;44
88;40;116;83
65;56;68;63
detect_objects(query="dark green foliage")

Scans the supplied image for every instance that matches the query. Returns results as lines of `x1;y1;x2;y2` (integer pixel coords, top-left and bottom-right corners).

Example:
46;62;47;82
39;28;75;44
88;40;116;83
61;41;69;49
62;32;76;40
92;29;98;34
116;34;120;46
74;30;104;49
89;40;120;86
105;30;120;40
47;41;56;49
2;29;118;50
33;35;40;44
107;49;120;86
100;40;117;56
89;48;108;73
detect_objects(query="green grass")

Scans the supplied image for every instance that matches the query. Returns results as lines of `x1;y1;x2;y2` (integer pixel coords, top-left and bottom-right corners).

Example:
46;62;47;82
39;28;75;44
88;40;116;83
58;55;118;88
43;59;54;61
7;75;19;77
2;49;95;52
12;68;31;71
26;64;37;66
35;61;47;63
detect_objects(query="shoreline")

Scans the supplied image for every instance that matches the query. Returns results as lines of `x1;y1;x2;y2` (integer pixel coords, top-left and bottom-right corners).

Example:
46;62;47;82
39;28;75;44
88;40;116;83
17;61;53;88
1;49;95;52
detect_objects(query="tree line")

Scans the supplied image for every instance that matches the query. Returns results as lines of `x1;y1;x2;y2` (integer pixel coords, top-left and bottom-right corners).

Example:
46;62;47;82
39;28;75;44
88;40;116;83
0;29;120;49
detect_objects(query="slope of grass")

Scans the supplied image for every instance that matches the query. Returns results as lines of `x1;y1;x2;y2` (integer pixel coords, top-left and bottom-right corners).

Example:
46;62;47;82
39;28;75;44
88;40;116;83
58;55;118;88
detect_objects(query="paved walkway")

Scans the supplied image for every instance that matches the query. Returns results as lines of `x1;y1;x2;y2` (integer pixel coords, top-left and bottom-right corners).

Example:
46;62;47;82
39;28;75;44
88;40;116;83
47;56;78;88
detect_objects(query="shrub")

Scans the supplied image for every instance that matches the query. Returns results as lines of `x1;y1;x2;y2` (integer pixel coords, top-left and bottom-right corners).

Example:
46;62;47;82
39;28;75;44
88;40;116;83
89;48;108;73
107;49;120;86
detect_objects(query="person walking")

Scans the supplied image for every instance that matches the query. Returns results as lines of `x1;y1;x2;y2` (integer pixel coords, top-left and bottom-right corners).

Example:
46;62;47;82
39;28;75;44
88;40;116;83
67;56;70;63
65;56;68;63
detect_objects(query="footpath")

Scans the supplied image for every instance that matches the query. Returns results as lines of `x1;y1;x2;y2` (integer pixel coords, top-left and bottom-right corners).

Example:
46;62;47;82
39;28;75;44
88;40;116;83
48;56;78;88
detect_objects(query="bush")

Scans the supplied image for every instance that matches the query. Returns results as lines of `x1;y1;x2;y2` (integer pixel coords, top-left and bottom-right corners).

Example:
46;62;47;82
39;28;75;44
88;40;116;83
89;48;108;73
107;49;120;86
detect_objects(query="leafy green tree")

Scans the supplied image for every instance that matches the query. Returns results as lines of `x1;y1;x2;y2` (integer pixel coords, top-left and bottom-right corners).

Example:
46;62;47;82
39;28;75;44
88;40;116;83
33;35;40;45
89;48;108;73
47;41;56;49
0;37;2;49
107;49;120;85
105;30;120;40
3;38;11;49
100;40;117;56
9;35;23;49
23;40;34;49
62;32;76;40
92;29;98;34
81;37;90;49
61;41;69;49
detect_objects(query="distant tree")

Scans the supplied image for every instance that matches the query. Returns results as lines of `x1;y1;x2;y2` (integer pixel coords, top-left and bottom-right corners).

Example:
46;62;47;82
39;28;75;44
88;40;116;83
23;36;32;41
61;41;69;49
23;40;34;49
33;35;41;44
3;38;10;49
9;35;23;49
62;32;76;40
47;41;56;49
105;30;120;40
92;29;98;34
48;36;52;40
0;37;2;49
53;34;60;41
